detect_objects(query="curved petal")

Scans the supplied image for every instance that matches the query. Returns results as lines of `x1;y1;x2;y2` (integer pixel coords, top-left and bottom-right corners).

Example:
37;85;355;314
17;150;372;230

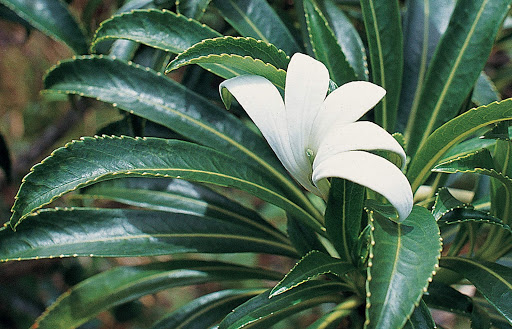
313;121;406;169
312;151;413;221
311;81;386;146
284;53;329;177
219;75;312;190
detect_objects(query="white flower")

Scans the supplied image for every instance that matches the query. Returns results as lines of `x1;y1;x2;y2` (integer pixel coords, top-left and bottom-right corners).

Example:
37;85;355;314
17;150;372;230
220;53;413;221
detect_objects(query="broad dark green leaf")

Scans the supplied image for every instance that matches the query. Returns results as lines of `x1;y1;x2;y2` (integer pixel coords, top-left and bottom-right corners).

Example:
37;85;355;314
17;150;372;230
176;0;211;20
406;99;512;192
91;9;221;53
473;72;501;107
360;0;403;132
43;56;318;220
319;0;368;81
219;281;345;329
440;135;496;163
0;3;32;29
9;137;322;235
399;0;455;132
0;133;11;182
440;257;512;325
270;250;354;297
325;178;365;263
365;206;441;329
404;0;511;155
81;178;289;244
403;300;436;329
212;0;300;55
0;207;298;261
0;0;87;54
303;0;357;85
151;289;263;329
32;260;282;329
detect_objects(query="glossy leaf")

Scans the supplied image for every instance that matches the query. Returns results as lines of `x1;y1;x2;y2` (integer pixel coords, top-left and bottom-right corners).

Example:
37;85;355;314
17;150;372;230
441;209;512;234
0;207;298;261
440;257;512;325
406;99;512;192
432;187;471;221
404;0;511;155
319;0;368;81
33;260;282;329
303;0;357;85
81;178;290;244
270;250;355;297
91;9;221;53
403;300;436;329
9;137;322;234
399;0;455;132
359;0;403;132
219;281;345;329
212;0;300;55
0;0;88;54
151;289;263;329
473;72;501;107
325;178;365;263
43;56;317;218
176;0;211;20
365;206;441;329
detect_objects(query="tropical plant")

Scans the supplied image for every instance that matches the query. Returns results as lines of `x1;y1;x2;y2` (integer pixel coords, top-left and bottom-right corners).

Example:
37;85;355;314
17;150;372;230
0;0;511;328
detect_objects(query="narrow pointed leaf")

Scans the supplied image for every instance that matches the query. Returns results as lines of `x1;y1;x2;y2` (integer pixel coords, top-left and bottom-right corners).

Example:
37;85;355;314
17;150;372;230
176;0;211;20
212;0;300;55
270;250;354;297
406;99;512;192
440;257;512;324
473;72;501;107
303;0;357;85
10;137;322;235
91;9;221;53
219;282;345;329
319;0;368;81
0;207;298;261
432;187;471;221
287;215;328;256
365;206;441;329
440;209;512;234
43;56;315;217
403;300;436;329
360;0;403;132
0;0;88;54
325;178;365;263
405;0;512;155
151;289;263;329
32;260;282;329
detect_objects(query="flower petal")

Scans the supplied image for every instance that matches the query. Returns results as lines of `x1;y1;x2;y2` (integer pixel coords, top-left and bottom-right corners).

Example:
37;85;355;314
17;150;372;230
284;53;329;175
311;81;386;147
313;121;406;170
219;75;312;190
312;151;413;221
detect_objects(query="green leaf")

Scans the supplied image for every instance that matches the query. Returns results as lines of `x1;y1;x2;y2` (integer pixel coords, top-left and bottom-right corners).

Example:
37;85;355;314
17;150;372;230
219;281;345;329
403;300;436;329
0;207;298;261
270;250;354;297
10;137;322;235
91;9;221;53
365;206;441;329
319;0;368;81
440;257;512;325
440;209;512;234
287;215;328;256
398;0;455;132
32;260;282;329
359;0;403;132
404;0;511;155
432;187;471;221
325;178;365;263
151;289;263;329
306;297;361;329
81;178;290;244
0;133;11;182
0;0;88;54
176;0;211;20
43;56;318;220
406;99;512;192
212;0;300;55
303;0;357;85
473;72;501;107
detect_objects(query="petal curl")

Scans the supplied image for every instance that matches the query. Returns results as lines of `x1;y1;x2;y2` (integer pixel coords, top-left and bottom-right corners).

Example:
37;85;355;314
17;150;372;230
219;75;312;190
312;151;413;221
311;81;386;146
313;121;406;169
